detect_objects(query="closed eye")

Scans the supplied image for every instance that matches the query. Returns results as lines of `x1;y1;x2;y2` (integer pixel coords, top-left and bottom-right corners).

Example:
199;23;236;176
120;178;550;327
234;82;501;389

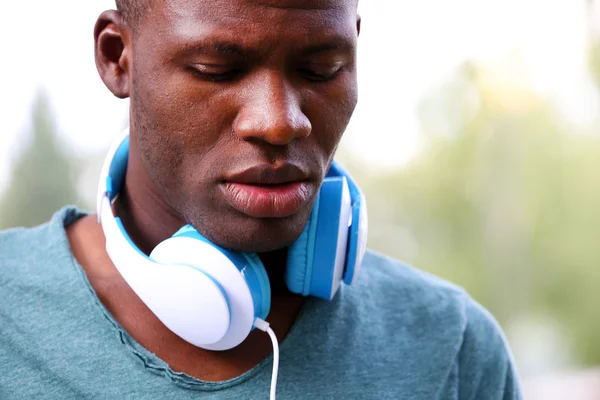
189;64;242;82
298;65;343;82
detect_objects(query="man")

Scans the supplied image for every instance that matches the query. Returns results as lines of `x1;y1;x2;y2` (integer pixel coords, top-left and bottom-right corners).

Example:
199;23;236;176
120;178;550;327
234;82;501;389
0;0;522;399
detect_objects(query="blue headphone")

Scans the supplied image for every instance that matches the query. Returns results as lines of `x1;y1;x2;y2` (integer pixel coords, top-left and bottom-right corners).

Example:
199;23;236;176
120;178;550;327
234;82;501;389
97;129;368;351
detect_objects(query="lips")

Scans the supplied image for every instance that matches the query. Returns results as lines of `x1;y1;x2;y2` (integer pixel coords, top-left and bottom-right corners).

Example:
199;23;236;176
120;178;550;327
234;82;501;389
220;164;315;218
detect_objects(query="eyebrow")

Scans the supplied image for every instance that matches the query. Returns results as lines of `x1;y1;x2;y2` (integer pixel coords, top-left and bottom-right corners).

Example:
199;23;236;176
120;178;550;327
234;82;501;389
299;40;355;57
181;41;250;57
179;36;355;59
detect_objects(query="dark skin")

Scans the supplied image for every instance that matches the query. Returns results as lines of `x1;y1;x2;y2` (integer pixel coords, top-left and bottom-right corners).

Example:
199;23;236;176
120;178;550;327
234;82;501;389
67;0;360;381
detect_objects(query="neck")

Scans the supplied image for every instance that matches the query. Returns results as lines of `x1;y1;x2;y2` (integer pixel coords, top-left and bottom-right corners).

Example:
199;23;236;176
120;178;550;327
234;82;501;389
115;149;291;292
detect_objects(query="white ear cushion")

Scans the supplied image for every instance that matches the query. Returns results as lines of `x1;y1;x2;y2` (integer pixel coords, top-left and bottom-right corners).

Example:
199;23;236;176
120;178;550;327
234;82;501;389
120;263;231;347
150;237;256;351
349;200;368;285
101;199;231;348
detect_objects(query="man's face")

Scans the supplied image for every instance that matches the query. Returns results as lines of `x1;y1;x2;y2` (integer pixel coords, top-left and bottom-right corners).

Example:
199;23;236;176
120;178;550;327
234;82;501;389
128;0;359;252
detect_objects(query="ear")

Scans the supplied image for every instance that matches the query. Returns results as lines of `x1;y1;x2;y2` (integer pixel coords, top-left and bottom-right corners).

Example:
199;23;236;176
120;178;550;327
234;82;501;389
94;10;131;99
356;15;361;36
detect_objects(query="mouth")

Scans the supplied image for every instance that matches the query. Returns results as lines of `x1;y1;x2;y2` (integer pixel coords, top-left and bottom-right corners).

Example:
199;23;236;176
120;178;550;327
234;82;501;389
220;164;315;218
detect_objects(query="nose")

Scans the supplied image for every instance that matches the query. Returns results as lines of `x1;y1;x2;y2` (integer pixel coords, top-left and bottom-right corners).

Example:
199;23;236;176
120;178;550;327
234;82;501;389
233;72;311;146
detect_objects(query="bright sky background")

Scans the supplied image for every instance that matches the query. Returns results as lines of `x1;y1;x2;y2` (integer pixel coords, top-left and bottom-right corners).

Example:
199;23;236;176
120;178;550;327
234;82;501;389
0;0;595;192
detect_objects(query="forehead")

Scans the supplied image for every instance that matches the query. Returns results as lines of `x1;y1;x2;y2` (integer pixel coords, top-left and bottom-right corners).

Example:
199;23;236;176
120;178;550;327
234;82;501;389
140;0;357;48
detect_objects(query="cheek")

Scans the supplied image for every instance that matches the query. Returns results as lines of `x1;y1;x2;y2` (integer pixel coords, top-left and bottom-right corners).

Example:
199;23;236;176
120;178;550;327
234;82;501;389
303;73;358;151
131;61;235;165
132;70;204;133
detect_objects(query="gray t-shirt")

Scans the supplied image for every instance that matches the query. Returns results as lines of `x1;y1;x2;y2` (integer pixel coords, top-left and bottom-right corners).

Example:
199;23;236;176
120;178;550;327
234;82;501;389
0;207;522;399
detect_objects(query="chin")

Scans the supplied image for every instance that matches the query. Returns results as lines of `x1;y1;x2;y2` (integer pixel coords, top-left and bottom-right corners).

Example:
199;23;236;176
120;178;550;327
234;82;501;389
189;209;311;254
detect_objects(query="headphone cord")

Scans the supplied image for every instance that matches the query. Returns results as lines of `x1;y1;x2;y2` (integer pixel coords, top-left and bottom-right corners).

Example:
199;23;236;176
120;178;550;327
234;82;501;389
254;318;280;400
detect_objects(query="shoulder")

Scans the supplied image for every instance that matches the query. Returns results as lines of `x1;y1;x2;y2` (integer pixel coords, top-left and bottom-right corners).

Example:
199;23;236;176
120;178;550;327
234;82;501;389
355;250;510;338
0;207;86;283
350;250;470;331
344;250;523;398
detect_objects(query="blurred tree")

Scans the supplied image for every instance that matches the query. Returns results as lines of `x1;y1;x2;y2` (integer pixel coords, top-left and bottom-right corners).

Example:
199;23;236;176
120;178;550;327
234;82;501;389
353;57;600;368
0;90;81;229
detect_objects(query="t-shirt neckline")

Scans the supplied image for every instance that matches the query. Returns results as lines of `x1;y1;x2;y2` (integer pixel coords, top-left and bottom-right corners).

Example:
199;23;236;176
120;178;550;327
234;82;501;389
55;206;317;392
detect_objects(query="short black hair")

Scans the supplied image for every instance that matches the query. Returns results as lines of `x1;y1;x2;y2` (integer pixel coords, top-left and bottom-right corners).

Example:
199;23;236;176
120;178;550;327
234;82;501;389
115;0;358;30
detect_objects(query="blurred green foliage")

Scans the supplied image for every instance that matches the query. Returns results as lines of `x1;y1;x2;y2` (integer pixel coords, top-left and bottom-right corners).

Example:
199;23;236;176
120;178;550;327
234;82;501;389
0;91;81;230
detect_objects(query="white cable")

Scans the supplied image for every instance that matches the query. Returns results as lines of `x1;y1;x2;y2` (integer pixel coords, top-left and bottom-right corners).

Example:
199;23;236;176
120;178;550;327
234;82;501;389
254;318;280;400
